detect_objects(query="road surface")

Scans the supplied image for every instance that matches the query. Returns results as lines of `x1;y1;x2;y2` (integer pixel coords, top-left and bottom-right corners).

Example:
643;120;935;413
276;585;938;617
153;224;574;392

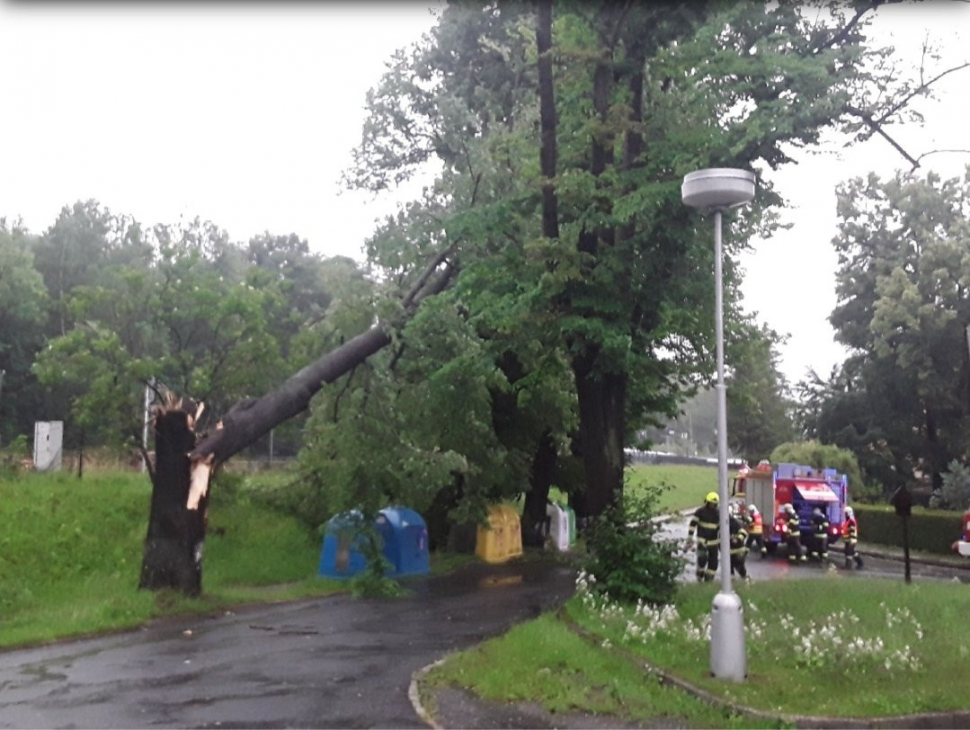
0;560;575;729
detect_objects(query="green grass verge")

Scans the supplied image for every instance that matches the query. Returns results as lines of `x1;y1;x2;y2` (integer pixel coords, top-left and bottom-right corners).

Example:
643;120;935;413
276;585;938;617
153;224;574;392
585;577;970;719
437;576;970;726
626;463;719;513
426;613;771;728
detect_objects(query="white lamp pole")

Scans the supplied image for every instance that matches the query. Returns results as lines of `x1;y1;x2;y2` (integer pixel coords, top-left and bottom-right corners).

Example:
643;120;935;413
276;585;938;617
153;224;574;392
682;168;756;682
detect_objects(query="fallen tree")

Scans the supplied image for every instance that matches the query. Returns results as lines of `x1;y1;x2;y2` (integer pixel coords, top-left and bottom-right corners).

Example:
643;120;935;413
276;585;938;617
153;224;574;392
138;254;457;594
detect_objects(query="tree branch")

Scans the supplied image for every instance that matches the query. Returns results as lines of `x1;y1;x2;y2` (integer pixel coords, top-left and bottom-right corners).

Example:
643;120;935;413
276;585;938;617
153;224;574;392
912;148;970;171
845;103;921;169
188;259;458;465
812;0;883;55
874;60;970;126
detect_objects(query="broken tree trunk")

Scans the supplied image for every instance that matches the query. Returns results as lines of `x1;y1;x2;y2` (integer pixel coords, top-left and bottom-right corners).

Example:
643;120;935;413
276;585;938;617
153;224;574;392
139;257;456;595
139;398;210;596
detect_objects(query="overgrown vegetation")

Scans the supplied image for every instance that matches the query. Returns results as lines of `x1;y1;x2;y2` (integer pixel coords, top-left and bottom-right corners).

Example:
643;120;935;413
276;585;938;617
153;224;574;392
581;487;683;605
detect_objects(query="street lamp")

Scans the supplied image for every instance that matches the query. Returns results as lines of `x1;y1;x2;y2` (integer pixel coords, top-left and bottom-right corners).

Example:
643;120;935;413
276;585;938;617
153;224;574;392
681;168;756;682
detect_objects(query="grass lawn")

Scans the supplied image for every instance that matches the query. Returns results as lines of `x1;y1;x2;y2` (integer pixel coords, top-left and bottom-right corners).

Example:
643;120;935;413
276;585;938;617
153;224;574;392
430;574;970;726
626;463;720;513
425;612;768;729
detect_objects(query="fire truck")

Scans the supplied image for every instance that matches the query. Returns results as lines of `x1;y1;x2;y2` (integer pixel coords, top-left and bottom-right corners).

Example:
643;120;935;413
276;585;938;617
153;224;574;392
731;461;849;552
952;507;970;557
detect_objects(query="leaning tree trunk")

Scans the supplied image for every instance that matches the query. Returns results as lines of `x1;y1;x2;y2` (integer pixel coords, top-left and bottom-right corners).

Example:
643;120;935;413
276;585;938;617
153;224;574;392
139;255;456;595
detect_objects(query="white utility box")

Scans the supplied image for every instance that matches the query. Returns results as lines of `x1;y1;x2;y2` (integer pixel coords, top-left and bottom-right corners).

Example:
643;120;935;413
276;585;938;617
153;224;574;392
33;421;64;472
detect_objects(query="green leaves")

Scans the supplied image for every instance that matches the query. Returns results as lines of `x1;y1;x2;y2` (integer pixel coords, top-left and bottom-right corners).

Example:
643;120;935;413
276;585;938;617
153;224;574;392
823;169;970;493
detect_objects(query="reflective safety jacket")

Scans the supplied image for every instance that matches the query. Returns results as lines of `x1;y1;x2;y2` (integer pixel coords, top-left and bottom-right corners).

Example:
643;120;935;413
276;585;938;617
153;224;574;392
688;504;720;547
745;511;763;535
729;516;748;556
843;516;859;545
787;511;801;540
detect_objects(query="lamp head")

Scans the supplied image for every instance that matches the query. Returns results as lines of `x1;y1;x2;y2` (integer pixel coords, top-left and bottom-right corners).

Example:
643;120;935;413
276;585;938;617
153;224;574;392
681;168;756;210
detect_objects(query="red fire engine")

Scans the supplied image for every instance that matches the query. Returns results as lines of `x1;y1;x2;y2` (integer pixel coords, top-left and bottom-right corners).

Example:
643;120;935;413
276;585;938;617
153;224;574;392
731;461;849;552
952;507;970;557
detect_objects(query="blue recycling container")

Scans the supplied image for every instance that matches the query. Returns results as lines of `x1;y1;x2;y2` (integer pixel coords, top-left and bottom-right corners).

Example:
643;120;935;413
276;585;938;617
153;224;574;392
318;507;430;578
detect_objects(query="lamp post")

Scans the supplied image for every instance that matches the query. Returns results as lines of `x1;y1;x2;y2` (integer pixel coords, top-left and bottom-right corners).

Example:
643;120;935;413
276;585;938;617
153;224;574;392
682;168;756;682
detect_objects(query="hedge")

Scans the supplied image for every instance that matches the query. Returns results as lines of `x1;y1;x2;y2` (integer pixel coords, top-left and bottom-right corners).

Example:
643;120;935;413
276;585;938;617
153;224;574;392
853;504;964;555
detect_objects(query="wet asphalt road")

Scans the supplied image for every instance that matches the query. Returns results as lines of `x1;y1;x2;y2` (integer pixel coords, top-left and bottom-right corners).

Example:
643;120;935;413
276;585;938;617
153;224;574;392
662;513;970;586
0;560;576;729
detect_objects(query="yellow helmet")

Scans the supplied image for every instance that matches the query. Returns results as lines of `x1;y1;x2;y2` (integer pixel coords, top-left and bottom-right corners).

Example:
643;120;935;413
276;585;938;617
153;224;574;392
705;491;719;505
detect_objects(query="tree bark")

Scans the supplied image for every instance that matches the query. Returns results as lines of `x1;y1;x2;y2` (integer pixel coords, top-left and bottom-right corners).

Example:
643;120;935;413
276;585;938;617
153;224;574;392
570;30;620;522
522;431;558;545
536;0;559;242
139;405;208;595
573;350;627;520
518;0;562;545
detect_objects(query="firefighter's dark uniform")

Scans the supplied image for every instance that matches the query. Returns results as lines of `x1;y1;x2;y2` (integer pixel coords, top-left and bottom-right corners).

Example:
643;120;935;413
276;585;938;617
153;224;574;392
843;515;864;569
688;503;720;582
787;508;807;563
810;509;830;562
729;516;749;579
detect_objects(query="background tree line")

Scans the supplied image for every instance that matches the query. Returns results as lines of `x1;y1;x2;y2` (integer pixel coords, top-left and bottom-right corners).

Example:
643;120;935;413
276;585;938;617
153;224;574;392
0;201;374;463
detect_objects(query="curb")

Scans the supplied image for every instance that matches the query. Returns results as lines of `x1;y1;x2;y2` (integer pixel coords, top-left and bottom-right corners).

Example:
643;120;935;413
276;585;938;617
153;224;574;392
557;606;970;729
856;545;970;572
409;657;448;729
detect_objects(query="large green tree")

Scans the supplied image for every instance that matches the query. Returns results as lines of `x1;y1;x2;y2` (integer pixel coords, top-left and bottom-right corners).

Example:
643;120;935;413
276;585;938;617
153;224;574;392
336;0;942;522
825;168;970;493
726;316;795;463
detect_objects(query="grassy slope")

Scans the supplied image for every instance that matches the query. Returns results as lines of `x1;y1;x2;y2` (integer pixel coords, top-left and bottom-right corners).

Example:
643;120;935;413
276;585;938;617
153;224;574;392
626;463;719;513
0;470;341;648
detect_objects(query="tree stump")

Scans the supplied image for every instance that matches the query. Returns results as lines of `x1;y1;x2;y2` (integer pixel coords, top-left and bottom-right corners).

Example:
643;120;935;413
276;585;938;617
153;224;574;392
138;398;210;597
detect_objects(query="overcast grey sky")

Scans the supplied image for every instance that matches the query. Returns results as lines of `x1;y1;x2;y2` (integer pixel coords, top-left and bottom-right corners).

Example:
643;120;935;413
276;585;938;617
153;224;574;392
1;1;968;386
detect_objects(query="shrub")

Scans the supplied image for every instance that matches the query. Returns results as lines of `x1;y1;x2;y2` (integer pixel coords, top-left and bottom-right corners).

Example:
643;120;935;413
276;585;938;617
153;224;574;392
853;504;961;554
769;440;875;500
940;460;970;511
581;486;684;605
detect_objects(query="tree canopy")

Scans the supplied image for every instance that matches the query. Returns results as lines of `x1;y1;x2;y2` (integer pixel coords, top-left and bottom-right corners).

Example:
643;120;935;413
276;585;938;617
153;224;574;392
821;167;970;494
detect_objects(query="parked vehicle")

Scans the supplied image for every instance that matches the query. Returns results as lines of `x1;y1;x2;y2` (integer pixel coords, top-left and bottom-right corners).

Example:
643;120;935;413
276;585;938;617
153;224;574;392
731;461;849;553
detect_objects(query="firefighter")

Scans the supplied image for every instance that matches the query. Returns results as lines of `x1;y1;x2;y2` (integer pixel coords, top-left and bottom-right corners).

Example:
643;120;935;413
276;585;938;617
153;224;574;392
744;504;766;558
728;503;750;581
687;492;720;582
784;503;807;563
810;507;830;563
843;506;864;569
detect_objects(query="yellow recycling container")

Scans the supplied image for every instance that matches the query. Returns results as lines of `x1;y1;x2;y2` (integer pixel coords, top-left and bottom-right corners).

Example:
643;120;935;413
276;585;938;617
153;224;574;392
499;504;523;558
476;504;523;563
